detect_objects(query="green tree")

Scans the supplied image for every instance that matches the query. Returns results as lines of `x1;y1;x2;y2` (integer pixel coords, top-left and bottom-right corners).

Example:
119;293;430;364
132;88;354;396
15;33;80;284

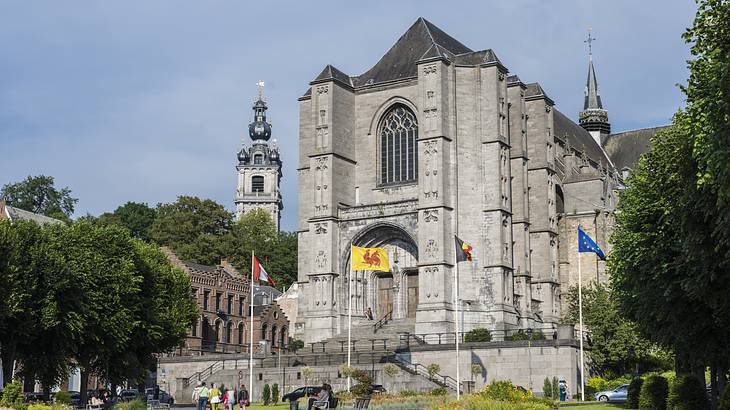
563;283;655;376
1;175;77;220
228;209;297;289
98;202;157;241
148;196;234;265
58;222;141;404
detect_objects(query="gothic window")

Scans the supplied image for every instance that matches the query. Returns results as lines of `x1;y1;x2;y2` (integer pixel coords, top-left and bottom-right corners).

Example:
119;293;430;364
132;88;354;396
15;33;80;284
261;323;268;340
252;176;264;193
254;154;263;165
191;318;197;337
379;104;418;185
226;322;232;343
238;324;244;345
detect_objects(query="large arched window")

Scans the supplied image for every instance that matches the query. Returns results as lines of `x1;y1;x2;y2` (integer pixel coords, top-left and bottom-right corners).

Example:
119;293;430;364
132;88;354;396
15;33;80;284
379;104;418;185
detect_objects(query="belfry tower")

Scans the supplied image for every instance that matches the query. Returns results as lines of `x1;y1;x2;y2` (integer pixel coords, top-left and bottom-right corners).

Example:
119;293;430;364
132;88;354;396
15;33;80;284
579;29;611;145
235;81;283;230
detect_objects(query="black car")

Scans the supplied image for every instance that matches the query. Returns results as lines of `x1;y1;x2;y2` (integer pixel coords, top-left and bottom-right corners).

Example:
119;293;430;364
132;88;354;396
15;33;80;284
25;392;50;403
371;385;387;394
145;388;174;405
118;389;145;402
282;386;322;402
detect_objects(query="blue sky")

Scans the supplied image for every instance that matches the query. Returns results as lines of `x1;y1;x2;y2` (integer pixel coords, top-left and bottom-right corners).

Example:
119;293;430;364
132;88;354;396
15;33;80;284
0;1;695;231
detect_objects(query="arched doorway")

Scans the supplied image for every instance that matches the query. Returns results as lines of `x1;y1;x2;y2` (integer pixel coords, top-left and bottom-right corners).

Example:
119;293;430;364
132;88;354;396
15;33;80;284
344;223;418;321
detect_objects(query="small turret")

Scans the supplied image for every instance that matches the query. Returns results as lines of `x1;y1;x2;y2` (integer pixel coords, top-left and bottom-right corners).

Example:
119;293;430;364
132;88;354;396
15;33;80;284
579;29;611;146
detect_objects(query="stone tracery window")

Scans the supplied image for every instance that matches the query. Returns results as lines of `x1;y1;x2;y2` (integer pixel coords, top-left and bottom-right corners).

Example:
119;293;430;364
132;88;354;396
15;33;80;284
379;104;418;185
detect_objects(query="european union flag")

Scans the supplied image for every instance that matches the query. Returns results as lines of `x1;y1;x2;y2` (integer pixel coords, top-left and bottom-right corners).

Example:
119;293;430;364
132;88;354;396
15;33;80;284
578;228;606;260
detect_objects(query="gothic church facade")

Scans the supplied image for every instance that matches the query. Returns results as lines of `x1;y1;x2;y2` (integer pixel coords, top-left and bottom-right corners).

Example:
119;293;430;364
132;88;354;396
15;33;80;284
295;18;633;343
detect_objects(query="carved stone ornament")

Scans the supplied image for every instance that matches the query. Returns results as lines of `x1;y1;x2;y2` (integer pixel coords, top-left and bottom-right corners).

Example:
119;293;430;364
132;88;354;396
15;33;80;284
316;86;329;94
314;223;328;234
423;209;439;222
423;64;437;75
425;239;438;259
545;105;552;113
315;251;327;269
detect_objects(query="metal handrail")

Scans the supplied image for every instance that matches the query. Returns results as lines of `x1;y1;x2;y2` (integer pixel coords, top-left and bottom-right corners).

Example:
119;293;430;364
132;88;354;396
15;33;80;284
182;360;223;387
389;355;462;393
373;309;393;333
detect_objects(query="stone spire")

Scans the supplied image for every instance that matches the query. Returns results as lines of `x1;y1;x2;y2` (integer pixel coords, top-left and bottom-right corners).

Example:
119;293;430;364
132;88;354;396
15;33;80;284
579;29;611;146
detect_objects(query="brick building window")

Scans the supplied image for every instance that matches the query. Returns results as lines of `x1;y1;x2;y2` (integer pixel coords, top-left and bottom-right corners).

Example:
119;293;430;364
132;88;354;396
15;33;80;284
226;322;232;344
203;290;210;311
227;294;233;314
261;323;268;340
191;318;197;337
216;293;222;311
238;324;244;345
239;298;244;316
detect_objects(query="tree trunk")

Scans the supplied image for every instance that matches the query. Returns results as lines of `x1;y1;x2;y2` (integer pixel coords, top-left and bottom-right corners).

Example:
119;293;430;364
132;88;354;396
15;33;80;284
710;364;718;410
80;367;90;405
1;340;18;387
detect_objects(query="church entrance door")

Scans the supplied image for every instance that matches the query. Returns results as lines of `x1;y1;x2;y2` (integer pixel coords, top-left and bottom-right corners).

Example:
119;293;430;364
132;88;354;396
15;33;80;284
377;274;394;319
406;272;419;318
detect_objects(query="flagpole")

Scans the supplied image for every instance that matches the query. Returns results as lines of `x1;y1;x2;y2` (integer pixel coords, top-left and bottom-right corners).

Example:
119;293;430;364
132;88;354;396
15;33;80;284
454;253;460;400
347;267;353;392
577;243;585;401
249;250;255;403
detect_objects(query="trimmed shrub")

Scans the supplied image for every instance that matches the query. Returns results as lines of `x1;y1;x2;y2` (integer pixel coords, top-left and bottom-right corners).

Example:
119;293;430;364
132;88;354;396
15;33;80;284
399;390;418;397
431;387;447;396
510;329;545;341
543;377;554;399
0;380;23;407
383;363;400;378
639;374;669;410
719;383;730;410
426;364;441;380
271;383;279;404
112;400;146;410
351;368;374;397
628;377;644;409
53;392;71;406
667;374;708;410
262;384;270;405
464;328;492;342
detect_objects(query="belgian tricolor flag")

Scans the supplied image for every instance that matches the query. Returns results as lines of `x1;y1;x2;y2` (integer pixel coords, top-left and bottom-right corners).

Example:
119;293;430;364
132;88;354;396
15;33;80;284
455;236;473;262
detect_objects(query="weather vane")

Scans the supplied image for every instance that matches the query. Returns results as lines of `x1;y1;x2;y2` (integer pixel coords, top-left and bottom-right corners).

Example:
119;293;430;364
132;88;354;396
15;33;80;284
584;27;596;56
256;80;265;101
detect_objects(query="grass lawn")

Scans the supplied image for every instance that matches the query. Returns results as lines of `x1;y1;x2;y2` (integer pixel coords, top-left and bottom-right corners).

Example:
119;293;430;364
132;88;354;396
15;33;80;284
559;403;625;410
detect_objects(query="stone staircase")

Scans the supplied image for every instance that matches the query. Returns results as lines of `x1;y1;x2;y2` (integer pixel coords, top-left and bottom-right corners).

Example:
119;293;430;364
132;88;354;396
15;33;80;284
175;318;461;401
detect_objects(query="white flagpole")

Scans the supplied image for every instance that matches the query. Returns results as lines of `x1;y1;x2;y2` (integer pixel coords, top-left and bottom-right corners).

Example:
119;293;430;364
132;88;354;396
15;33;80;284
577;243;585;401
347;267;353;392
454;252;460;400
249;250;255;403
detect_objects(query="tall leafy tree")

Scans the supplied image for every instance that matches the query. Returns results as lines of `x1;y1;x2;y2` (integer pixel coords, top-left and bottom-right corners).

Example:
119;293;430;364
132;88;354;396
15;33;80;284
1;175;77;220
58;222;140;404
148;196;234;265
98;202;157;241
229;209;297;289
562;283;660;376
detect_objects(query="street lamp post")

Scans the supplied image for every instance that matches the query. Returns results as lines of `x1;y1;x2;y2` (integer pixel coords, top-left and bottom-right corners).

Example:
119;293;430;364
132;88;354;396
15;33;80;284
527;328;534;392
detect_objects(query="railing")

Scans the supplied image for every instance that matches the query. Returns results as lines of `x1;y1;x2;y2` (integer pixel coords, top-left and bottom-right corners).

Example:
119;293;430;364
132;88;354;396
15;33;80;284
373;309;393;333
389;355;462;393
308;338;391;354
397;328;563;347
182;361;224;388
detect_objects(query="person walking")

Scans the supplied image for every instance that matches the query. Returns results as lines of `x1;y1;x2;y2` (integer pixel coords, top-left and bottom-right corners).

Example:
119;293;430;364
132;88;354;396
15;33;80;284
192;382;202;409
226;385;235;410
210;383;221;410
365;307;374;320
238;385;249;410
197;382;210;410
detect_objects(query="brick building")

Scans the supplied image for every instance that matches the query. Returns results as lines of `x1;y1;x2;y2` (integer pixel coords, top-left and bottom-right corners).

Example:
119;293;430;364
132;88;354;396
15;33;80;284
163;248;290;354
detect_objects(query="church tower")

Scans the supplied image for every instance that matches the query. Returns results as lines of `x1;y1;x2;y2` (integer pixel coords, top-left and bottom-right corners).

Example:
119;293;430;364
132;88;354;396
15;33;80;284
235;82;283;230
579;30;611;146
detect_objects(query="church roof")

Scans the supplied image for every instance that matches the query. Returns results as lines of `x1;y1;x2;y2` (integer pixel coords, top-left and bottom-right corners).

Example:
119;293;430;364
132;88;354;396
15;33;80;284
603;126;669;170
553;109;612;167
0;201;64;225
525;82;554;105
313;64;353;88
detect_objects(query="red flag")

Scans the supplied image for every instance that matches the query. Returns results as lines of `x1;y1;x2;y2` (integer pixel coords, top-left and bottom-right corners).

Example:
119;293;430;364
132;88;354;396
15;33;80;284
253;256;276;286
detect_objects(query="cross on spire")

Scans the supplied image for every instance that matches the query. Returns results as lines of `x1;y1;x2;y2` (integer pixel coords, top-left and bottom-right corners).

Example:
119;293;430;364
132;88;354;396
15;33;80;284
584;27;596;57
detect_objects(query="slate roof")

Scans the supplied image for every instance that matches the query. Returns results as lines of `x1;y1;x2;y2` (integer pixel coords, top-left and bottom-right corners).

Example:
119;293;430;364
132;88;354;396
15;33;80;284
584;58;603;110
1;201;64;225
603;126;669;170
312;64;353;88
553;109;612;167
182;261;218;274
253;285;282;306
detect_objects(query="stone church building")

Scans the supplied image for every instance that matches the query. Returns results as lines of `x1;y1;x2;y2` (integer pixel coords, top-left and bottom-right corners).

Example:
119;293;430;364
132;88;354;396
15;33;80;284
294;18;657;343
